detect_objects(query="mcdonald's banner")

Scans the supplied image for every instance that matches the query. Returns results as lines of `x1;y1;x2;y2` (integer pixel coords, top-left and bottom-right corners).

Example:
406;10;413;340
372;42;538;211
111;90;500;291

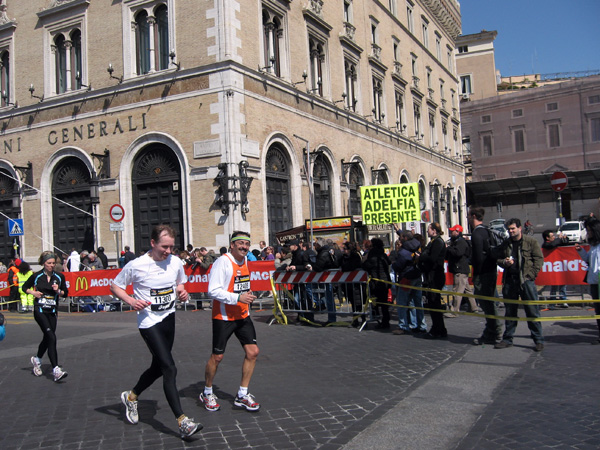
0;261;277;297
0;248;592;298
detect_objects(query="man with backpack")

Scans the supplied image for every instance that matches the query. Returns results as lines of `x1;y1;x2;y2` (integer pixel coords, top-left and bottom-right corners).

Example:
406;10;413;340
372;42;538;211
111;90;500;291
445;225;479;317
468;206;502;345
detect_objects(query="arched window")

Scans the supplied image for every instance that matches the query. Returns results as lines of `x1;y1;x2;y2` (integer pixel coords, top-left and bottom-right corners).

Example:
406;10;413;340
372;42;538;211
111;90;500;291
0;51;9;106
313;154;332;218
70;29;82;90
262;9;282;77
54;34;67;94
135;10;151;75
348;164;363;215
309;37;324;96
155;5;169;70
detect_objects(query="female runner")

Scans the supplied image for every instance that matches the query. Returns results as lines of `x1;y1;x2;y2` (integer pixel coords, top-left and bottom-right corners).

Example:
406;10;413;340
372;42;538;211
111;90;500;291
22;251;69;381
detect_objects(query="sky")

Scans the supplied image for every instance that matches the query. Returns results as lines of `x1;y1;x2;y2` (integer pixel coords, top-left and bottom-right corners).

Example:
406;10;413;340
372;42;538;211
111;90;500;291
459;0;600;77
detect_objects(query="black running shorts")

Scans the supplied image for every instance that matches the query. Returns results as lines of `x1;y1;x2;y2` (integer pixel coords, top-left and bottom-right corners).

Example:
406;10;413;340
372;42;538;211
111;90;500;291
212;317;257;355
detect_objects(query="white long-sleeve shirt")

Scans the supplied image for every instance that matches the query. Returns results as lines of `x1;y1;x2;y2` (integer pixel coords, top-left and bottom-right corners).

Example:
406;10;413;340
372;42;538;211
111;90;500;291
208;253;246;305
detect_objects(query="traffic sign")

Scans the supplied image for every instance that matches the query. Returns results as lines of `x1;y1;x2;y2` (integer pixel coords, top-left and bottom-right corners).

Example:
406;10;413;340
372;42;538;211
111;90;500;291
109;204;125;222
110;222;124;232
551;171;568;192
8;218;24;236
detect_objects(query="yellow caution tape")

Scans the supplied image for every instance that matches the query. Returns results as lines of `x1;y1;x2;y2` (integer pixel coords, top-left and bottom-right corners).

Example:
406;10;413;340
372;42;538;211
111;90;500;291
367;277;600;322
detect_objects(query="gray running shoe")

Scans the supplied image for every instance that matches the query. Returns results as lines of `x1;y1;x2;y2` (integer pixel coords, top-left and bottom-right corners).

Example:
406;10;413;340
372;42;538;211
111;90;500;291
53;366;68;382
31;356;42;377
121;391;139;424
179;416;202;439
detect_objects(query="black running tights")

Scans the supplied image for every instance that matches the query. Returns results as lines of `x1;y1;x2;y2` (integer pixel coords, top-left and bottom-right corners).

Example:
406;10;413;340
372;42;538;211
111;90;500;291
34;309;58;368
133;313;183;418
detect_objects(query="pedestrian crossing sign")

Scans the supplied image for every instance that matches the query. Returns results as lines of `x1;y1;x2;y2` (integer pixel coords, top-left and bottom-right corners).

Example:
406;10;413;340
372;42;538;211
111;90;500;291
8;218;24;236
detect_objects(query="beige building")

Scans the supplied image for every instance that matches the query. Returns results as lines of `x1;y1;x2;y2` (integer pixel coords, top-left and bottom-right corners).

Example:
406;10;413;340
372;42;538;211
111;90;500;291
455;29;498;101
0;0;466;263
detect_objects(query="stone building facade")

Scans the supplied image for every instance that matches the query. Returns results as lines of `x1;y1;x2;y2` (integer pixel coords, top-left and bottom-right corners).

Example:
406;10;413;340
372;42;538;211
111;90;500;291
0;0;466;263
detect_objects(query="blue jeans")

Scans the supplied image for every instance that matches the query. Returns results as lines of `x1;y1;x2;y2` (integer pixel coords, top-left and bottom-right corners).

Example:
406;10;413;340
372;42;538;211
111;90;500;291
501;279;544;344
549;285;567;300
396;278;426;331
323;283;336;323
473;271;502;341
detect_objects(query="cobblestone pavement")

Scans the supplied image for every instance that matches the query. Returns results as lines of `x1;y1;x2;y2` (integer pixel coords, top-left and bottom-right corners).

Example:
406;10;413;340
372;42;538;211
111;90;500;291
456;318;600;450
0;303;599;449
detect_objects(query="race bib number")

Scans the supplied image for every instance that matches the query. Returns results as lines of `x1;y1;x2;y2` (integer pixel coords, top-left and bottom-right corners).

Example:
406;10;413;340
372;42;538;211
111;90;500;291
233;275;250;294
149;286;176;312
39;295;57;308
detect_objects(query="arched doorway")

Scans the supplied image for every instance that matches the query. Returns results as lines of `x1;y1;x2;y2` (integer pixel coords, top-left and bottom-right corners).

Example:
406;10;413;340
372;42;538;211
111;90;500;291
52;157;94;253
132;144;183;253
265;144;293;245
0;169;20;261
313;154;332;218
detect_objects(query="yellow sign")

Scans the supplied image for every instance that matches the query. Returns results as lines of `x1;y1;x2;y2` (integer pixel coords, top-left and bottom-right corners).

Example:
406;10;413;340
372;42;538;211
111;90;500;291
360;183;420;225
75;277;89;292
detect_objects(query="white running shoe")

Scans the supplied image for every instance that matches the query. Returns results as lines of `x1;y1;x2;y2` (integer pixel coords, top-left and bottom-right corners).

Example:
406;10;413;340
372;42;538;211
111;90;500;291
234;393;260;411
200;392;221;411
179;416;202;439
121;391;139;424
31;356;42;377
52;366;68;382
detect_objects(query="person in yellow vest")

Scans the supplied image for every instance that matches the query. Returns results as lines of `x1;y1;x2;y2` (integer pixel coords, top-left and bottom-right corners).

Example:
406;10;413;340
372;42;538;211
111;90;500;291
16;261;34;313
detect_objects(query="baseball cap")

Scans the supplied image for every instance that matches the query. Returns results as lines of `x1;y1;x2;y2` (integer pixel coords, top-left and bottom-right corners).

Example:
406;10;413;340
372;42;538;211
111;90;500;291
120;251;125;256
449;225;463;233
15;258;22;267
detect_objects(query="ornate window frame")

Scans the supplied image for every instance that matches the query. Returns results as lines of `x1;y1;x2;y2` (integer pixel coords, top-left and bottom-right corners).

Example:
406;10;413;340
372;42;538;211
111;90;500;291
122;0;176;80
38;0;90;98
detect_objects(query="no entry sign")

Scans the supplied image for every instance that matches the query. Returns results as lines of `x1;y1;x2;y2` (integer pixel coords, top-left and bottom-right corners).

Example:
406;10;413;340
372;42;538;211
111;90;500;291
550;171;568;192
109;204;125;222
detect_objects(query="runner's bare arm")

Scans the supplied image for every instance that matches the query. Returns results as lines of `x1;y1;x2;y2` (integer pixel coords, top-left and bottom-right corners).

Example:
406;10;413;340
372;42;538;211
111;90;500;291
110;283;149;311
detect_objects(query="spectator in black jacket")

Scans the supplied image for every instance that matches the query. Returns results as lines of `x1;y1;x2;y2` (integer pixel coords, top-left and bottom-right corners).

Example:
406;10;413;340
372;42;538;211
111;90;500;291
469;206;502;345
445;225;479;317
362;238;391;329
311;239;339;324
285;240;313;321
340;242;364;327
542;229;569;308
96;247;109;270
392;230;426;335
418;222;447;339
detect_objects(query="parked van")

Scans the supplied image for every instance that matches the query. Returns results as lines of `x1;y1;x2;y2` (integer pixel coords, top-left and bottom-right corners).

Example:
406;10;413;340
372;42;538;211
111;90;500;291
558;221;587;243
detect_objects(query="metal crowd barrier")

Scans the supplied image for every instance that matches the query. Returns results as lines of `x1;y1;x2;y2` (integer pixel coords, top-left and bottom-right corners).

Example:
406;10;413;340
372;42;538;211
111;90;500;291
270;269;372;329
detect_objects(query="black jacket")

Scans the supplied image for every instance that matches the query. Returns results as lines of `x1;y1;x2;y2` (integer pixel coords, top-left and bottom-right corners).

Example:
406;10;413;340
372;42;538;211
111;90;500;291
290;248;309;271
418;236;446;289
340;250;362;272
312;246;338;272
470;225;498;276
362;246;390;281
392;237;421;279
446;235;471;274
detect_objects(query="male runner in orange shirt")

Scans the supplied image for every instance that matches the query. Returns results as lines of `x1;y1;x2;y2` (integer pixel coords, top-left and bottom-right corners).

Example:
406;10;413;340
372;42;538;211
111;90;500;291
200;231;260;412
